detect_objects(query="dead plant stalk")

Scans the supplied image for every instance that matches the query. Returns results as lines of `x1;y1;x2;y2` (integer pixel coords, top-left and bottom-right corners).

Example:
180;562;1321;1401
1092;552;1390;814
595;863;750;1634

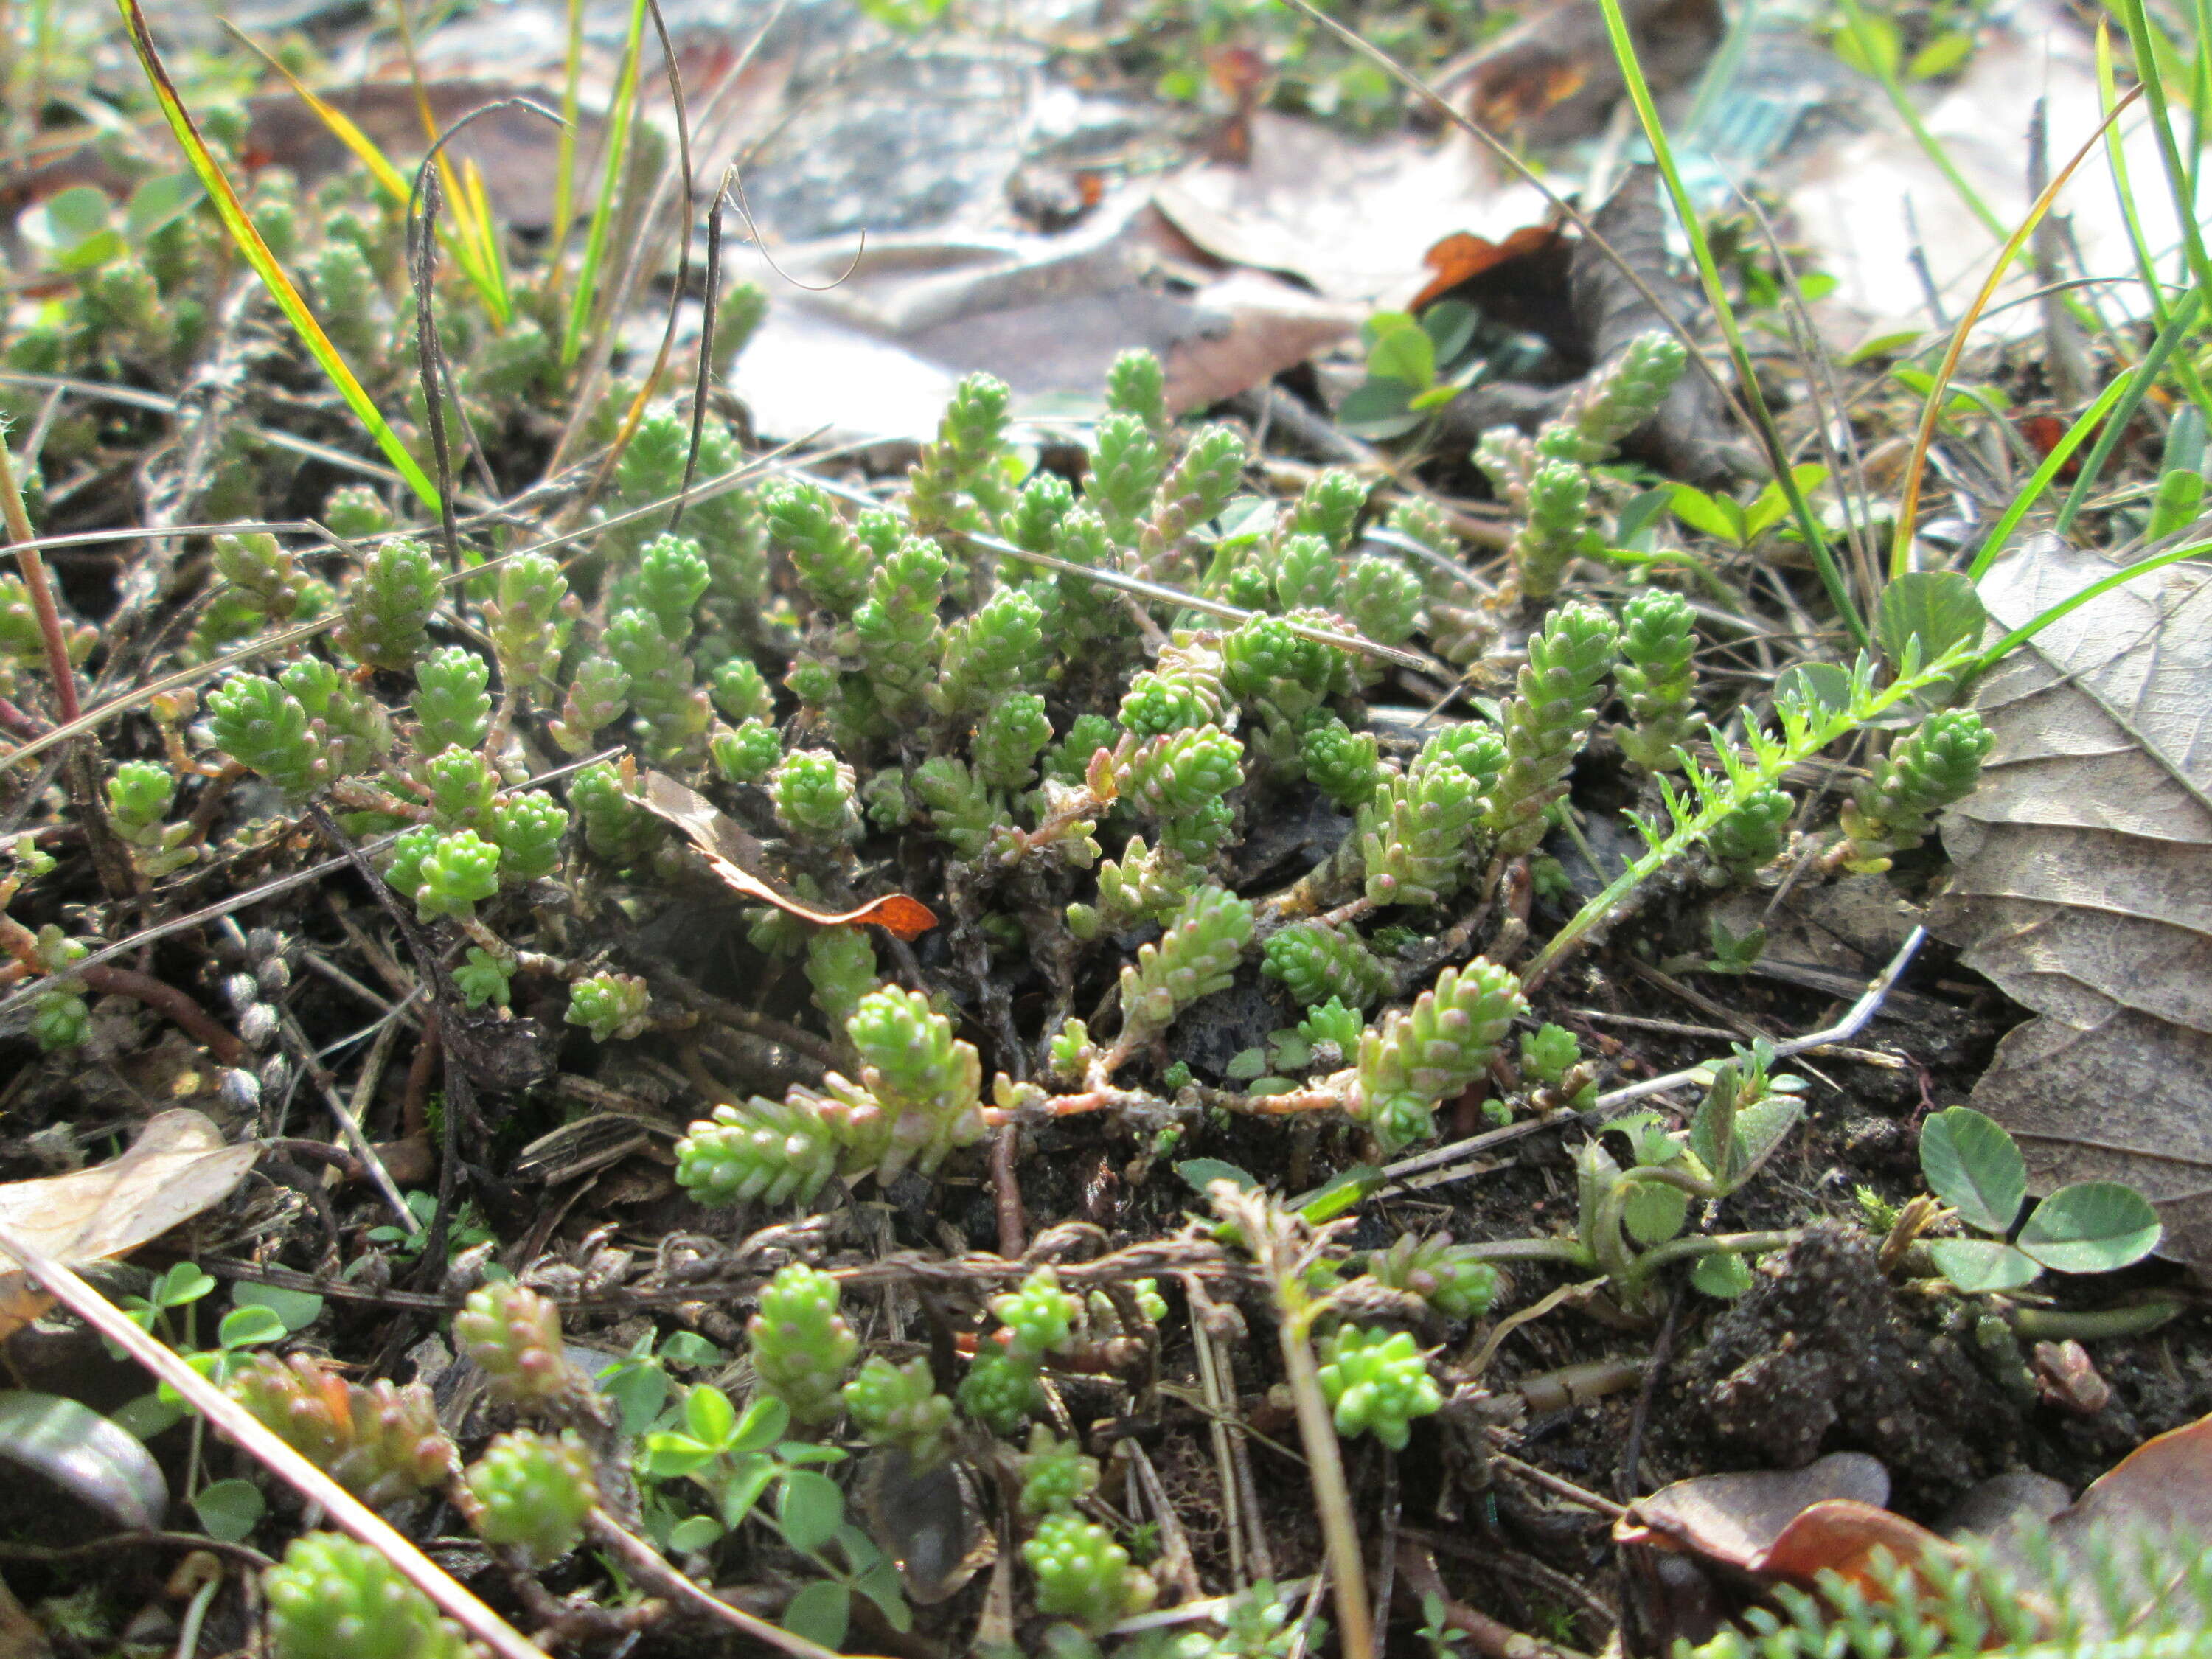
0;1220;549;1659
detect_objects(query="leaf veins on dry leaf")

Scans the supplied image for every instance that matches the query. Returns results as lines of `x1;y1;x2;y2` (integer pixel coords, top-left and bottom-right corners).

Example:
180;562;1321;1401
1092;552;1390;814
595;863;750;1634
1929;535;2212;1270
0;1110;258;1339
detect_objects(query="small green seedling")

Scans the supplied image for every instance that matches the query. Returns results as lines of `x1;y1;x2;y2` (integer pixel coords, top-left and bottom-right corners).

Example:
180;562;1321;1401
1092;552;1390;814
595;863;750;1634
117;1262;216;1340
113;1278;320;1440
20;176;204;274
641;1387;908;1646
1669;465;1828;552
364;1189;495;1263
592;1326;725;1436
1336;303;1482;439
1918;1107;2162;1293
1688;915;1767;976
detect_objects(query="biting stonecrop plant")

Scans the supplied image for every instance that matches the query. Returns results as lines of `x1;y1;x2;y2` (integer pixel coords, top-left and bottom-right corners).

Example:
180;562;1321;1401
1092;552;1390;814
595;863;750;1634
9;315;2000;1236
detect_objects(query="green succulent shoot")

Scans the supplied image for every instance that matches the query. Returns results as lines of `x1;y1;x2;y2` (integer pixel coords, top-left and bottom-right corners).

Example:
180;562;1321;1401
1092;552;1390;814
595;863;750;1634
566;970;652;1042
677;986;988;1206
463;1429;597;1566
1262;919;1391;1012
1113;886;1255;1061
1366;1233;1502;1322
1613;588;1705;773
1315;1324;1443;1450
1023;1512;1158;1633
842;1355;954;1468
748;1262;860;1425
264;1531;469;1659
1484;600;1620;858
1349;958;1528;1153
453;1281;580;1409
1017;1424;1102;1517
1835;707;1994;872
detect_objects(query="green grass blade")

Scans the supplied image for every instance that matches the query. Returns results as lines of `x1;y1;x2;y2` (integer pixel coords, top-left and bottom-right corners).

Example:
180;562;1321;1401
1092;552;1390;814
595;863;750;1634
1966;358;2136;577
115;0;440;511
1832;0;2008;243
1888;83;2143;581
2053;287;2205;537
2099;19;2176;333
561;0;650;366
1592;0;1871;651
2188;0;2211;195
551;0;585;270
390;0;510;327
1973;538;2211;673
2110;0;2212;296
223;21;510;324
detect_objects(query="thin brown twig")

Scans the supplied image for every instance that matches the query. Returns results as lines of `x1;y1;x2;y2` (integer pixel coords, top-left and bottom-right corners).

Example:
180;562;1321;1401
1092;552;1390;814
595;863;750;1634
80;964;245;1063
582;1510;881;1659
0;1221;548;1659
1490;1453;1630;1522
990;1121;1027;1257
0;437;80;723
1394;1541;1593;1659
1377;926;1930;1194
0;1531;274;1571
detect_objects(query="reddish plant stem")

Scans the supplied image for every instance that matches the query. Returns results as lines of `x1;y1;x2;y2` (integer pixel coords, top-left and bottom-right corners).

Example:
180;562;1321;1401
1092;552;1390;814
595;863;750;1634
401;1013;442;1141
990;1121;1026;1257
0;441;80;724
80;965;245;1063
0;696;47;740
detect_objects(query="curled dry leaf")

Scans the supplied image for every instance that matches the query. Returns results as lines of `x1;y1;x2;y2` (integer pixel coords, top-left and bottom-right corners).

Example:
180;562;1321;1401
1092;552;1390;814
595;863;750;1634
1436;167;1745;486
639;772;938;941
1989;1412;2212;1638
1624;1411;2212;1643
856;1448;995;1604
0;1110;259;1340
0;1391;168;1538
1928;537;2212;1270
1615;1450;1891;1570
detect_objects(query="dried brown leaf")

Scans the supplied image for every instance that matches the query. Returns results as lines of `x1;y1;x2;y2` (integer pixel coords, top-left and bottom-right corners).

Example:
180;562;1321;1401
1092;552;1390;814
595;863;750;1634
1755;1498;1958;1594
0;1110;258;1339
1983;1414;2212;1637
1928;537;2212;1270
1615;1450;1891;1567
639;772;937;940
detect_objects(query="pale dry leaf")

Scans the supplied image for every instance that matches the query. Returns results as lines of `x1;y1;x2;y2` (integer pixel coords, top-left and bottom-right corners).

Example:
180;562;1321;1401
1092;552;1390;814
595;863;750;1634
0;1110;260;1338
1615;1450;1891;1566
1927;535;2212;1270
1986;1413;2212;1638
1777;0;2183;342
1151;111;1545;307
638;772;936;939
721;201;1363;439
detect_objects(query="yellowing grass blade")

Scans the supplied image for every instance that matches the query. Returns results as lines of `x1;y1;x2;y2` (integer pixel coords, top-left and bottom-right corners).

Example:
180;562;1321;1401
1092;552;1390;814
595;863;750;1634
219;22;511;324
116;0;440;512
563;0;650;365
389;0;511;324
463;157;509;302
219;23;407;198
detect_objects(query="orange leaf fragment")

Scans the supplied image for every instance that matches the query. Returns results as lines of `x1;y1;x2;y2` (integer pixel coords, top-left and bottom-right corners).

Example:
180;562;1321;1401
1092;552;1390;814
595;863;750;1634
639;772;939;940
1411;224;1569;311
1756;1498;1958;1595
